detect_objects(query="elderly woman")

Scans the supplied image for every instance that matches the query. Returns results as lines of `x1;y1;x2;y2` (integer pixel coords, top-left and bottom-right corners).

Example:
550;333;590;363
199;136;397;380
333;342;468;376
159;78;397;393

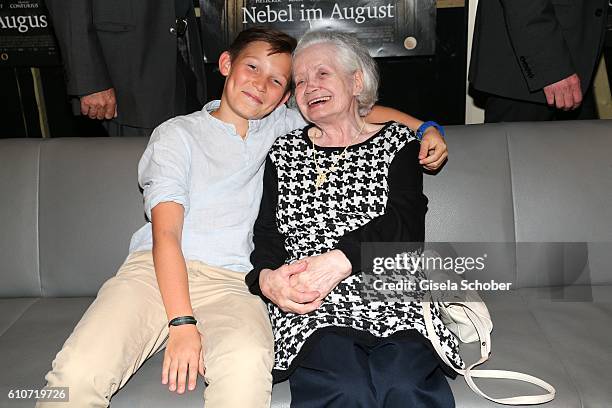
245;31;462;407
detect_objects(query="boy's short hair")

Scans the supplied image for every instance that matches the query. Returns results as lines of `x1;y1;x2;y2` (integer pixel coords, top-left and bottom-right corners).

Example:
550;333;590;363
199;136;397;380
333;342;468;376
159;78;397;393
228;27;297;61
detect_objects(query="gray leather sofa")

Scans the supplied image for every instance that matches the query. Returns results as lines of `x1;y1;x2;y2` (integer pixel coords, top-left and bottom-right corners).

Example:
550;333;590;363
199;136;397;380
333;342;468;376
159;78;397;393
1;120;611;407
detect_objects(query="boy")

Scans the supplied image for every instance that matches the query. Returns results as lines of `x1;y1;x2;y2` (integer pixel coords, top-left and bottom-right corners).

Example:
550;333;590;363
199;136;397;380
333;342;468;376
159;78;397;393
38;28;447;408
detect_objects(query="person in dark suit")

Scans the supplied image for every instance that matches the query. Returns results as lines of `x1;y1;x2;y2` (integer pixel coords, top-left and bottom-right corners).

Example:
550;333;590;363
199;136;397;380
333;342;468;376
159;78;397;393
45;0;207;136
469;0;608;122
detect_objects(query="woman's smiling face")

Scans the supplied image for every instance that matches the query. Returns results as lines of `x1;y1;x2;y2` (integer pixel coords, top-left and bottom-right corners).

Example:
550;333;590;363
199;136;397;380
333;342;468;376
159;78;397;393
293;43;361;124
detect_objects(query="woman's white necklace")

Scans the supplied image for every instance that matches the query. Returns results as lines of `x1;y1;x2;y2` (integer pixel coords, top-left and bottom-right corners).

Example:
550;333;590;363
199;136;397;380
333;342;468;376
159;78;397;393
311;121;366;190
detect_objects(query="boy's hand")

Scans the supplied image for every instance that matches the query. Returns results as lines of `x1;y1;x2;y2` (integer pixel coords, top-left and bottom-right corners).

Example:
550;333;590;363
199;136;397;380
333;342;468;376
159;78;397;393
162;324;205;394
419;127;448;171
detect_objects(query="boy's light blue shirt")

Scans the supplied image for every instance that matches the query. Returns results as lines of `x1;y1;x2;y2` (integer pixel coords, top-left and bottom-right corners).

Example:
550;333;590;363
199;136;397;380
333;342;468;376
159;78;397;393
129;100;306;272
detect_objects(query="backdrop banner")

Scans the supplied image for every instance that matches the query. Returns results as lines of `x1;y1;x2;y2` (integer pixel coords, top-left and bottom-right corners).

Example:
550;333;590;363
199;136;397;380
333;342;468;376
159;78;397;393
199;0;436;62
0;0;59;67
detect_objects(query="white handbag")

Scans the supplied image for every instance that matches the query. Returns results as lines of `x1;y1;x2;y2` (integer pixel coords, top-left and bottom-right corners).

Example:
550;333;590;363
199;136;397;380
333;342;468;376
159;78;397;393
422;290;557;405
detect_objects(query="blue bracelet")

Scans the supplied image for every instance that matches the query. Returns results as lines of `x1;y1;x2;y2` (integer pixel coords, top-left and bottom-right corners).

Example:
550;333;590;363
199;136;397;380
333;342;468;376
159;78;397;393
416;121;445;140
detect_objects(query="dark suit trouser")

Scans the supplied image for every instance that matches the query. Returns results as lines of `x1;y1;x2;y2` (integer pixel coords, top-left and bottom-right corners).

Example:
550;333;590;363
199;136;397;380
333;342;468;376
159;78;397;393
103;121;154;137
485;88;597;123
289;332;455;408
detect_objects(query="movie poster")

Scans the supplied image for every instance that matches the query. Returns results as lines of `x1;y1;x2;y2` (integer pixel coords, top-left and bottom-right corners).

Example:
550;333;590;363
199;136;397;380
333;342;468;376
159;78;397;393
199;0;436;62
0;0;59;66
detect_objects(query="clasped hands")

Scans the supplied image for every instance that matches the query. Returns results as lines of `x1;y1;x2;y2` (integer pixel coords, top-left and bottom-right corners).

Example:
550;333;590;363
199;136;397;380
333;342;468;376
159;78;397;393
260;250;352;315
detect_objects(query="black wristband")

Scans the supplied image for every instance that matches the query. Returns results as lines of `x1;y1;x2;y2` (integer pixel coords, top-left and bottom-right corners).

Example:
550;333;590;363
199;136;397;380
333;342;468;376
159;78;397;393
168;315;197;327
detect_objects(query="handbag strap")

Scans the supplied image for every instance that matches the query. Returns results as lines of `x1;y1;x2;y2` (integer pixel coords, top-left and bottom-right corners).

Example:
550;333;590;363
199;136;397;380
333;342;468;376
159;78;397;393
423;301;556;405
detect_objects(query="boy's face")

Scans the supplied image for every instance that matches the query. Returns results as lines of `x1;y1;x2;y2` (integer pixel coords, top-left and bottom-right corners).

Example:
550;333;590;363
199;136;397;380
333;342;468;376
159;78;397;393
219;41;292;121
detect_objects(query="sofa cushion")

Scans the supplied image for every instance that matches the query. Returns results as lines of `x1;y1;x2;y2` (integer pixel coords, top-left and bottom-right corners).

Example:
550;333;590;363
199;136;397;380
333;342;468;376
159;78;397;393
507;120;612;287
425;124;515;243
508;120;612;243
0;297;293;407
0;140;41;297
0;298;92;407
38;138;148;297
518;286;612;408
447;290;581;407
0;298;38;336
0;291;589;407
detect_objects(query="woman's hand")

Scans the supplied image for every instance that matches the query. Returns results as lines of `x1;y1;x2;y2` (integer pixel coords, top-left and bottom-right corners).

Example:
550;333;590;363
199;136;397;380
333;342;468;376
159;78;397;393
290;250;352;302
260;262;321;314
162;324;205;394
419;127;448;171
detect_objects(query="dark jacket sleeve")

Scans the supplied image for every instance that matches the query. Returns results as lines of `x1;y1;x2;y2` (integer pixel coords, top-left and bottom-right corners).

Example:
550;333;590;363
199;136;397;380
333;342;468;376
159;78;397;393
45;0;112;96
334;139;428;274
245;156;289;299
499;0;574;91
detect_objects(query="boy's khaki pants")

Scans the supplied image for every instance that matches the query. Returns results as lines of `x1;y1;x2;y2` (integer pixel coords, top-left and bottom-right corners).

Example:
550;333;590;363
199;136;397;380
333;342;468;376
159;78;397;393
36;251;274;408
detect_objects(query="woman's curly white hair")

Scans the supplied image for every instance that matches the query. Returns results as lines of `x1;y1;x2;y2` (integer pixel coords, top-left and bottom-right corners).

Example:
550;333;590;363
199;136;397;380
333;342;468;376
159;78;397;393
293;30;379;116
